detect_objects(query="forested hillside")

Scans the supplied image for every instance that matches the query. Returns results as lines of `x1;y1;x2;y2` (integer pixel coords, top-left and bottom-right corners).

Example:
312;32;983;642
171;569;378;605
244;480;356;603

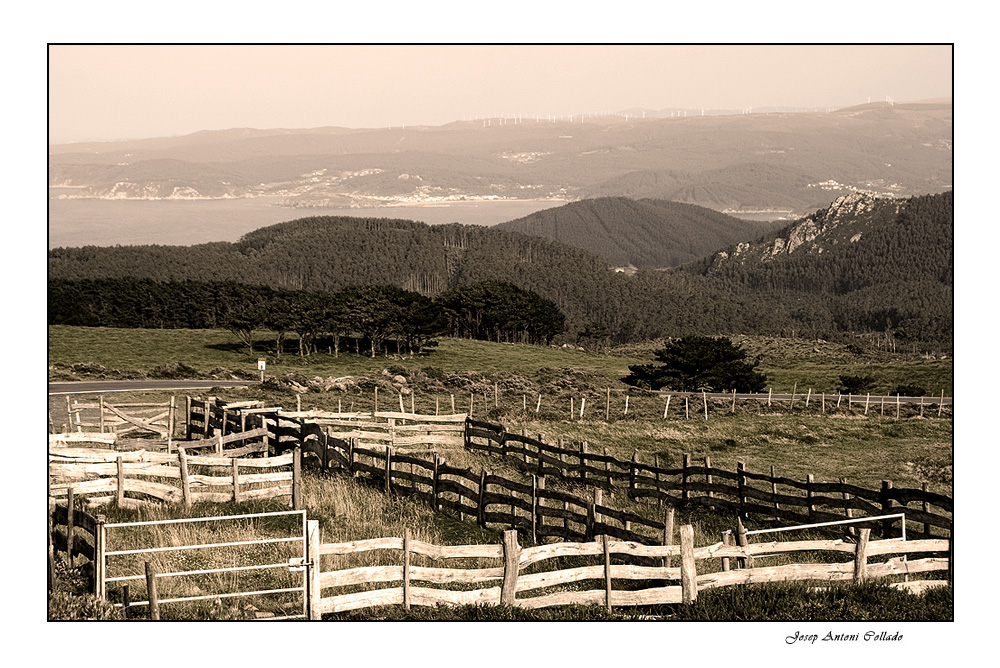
494;198;780;268
684;191;953;343
47;191;954;348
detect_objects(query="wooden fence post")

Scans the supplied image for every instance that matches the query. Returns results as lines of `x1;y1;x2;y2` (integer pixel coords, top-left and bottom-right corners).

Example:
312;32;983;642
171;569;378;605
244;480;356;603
736;517;750;570
478;470;488;528
178;447;191;508
841;477;856;536
403;527;412;610
122;585;131;619
602;534;612;612
185;396;192;440
736;461;747;519
531;475;538;543
806;474;815;522
586;500;596;540
771;465;780;516
721;531;731;572
536;477;546;541
168;396;176;440
628;450;638;500
606;387;611;421
99;396;105;433
853;528;870;581
680;524;697;604
293;446;302;510
604;447;613;493
432;454;440;511
703;391;708;420
663;506;675;568
307;520;321;620
501;530;520;605
704;456;714;509
116;456;125;506
145;561;160;620
664;394;671;418
579;442;587;483
880;480;893;538
383;447;392;494
682;453;691;505
94;515;106;599
232;458;241;502
66;488;75;568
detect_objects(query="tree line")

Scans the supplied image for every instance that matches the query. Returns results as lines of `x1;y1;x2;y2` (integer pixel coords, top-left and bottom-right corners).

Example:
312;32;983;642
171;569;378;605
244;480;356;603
47;278;566;357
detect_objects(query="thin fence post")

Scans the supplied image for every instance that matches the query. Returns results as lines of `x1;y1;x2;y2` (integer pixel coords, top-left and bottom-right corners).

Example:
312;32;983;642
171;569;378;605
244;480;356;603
531;475;538;543
841;477;856;536
579;442;587;483
99;396;105;433
432;454;440;512
664;394;671;418
771;465;779;517
685;396;689;419
232;458;241;502
536;477;546;541
721;531;731;572
602;534;612;612
168;396;176;440
880;480;894;538
307;520;321;620
501;530;520;605
663;506;675;568
403;527;411;610
680;525;697;604
122;584;131;619
806;474;815;523
705;456;714;509
736;461;747;519
736;517;750;570
628;450;638;500
605;387;610;421
95;515;106;599
292;446;302;510
186;397;193;439
478;470;488;528
116;455;125;506
682;453;690;506
703;391;708;420
853;528;871;581
624;395;629;416
66;488;76;568
145;562;160;620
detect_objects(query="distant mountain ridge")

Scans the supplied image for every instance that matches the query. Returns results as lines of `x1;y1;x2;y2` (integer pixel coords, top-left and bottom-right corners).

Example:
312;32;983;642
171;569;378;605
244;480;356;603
494;197;781;268
49;102;952;218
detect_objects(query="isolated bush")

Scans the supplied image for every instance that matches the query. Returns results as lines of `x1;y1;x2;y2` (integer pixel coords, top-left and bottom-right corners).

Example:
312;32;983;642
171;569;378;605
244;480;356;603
890;383;926;397
837;374;877;394
623;336;767;392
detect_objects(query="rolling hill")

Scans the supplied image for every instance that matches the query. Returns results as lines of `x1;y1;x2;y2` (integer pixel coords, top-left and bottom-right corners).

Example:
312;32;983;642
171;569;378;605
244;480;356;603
48;190;953;347
494;197;781;268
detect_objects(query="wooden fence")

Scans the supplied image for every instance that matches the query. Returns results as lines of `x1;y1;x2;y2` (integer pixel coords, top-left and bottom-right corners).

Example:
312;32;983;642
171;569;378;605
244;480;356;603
464;419;953;540
313;527;950;615
187;397;466;452
62;396;178;438
49;490;104;594
49;445;301;509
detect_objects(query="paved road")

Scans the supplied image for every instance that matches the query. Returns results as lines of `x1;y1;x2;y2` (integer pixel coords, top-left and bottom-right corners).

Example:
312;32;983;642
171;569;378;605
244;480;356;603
48;380;260;395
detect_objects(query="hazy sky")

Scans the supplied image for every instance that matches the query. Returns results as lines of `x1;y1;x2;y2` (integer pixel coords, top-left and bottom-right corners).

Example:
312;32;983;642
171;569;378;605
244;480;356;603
48;44;951;144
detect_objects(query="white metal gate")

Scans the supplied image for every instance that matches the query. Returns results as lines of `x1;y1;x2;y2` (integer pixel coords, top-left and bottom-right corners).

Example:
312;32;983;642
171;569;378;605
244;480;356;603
99;510;311;620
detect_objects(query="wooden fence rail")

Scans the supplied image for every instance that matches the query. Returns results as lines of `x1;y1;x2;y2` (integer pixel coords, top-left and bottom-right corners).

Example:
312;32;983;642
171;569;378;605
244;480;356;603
64;396;177;439
313;527;950;615
464;419;953;540
49;446;301;509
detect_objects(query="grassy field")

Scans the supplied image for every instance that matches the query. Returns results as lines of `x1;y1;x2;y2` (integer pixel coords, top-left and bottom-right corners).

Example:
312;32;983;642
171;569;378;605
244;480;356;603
48;326;953;395
47;325;953;620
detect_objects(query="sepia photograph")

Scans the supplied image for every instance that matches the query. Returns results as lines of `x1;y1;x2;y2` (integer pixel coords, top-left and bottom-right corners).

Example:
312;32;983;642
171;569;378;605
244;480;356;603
32;15;977;658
